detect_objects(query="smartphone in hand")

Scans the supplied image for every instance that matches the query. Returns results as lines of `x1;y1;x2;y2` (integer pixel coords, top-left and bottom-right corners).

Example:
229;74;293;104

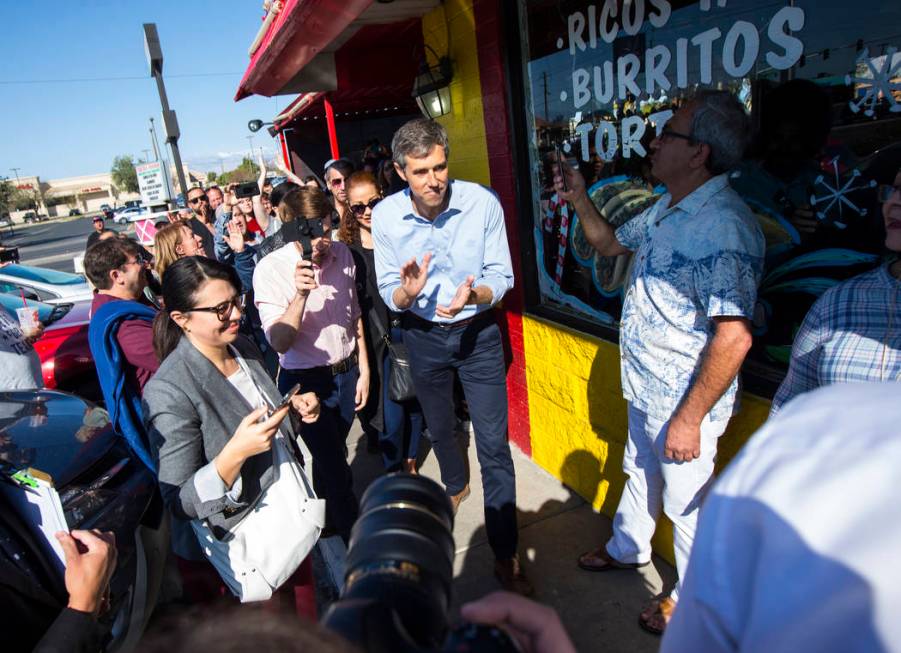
267;383;301;417
555;143;569;192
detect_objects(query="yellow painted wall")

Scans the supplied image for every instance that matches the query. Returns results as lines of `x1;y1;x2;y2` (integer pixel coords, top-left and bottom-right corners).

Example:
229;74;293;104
421;0;775;566
422;0;490;186
523;314;772;565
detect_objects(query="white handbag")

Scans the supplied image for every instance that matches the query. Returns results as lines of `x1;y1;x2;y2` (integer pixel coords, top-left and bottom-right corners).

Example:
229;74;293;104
191;354;326;603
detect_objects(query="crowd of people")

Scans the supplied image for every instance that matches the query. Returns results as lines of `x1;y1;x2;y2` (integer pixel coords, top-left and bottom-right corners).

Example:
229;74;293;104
2;99;899;651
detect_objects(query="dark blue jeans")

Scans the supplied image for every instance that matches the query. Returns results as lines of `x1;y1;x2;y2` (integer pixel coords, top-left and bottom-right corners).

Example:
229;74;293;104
380;326;424;472
402;315;518;560
279;362;359;540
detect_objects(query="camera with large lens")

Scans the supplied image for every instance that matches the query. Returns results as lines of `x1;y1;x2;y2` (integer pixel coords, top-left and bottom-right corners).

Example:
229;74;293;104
321;474;519;653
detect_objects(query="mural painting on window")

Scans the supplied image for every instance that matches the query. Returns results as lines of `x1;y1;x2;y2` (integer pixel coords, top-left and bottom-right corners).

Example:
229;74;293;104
518;0;901;382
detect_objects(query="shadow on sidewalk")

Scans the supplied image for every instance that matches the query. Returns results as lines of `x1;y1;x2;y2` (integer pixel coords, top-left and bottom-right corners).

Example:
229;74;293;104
452;448;669;653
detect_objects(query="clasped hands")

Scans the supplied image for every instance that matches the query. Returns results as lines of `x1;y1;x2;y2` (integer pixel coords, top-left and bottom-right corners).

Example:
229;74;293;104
398;253;475;319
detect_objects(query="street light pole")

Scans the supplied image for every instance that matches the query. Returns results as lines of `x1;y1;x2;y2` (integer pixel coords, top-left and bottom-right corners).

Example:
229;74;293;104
144;24;188;203
148;117;162;161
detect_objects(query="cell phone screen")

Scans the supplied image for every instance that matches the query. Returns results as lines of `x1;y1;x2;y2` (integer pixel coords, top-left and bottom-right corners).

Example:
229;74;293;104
268;383;301;416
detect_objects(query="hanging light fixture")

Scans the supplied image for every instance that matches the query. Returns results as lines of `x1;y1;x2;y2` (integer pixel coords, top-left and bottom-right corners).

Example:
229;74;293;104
412;53;453;119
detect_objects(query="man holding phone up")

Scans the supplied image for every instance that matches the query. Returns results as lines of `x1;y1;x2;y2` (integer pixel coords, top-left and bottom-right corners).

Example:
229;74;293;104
253;187;369;542
555;91;764;634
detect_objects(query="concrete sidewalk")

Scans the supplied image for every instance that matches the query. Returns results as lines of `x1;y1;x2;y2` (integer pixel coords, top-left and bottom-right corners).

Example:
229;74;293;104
327;420;676;653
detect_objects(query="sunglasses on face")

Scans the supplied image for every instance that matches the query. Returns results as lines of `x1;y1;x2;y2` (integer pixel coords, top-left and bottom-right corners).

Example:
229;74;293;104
329;178;345;188
188;195;208;204
187;293;247;322
349;197;382;216
878;184;901;202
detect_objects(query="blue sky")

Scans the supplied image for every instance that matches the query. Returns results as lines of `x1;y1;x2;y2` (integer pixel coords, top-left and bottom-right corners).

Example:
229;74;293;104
0;1;289;180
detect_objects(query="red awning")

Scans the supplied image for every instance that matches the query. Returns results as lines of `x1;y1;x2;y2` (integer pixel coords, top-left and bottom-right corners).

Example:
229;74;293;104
272;92;325;131
235;0;439;102
235;0;373;101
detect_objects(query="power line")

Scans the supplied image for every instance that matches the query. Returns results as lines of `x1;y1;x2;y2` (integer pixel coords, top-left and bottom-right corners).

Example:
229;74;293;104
0;71;242;85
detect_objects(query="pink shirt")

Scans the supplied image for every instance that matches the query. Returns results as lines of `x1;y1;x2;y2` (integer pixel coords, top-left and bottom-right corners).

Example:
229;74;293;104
253;241;360;369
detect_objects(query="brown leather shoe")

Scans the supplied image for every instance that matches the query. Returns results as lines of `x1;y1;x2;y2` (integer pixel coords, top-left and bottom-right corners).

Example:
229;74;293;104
494;555;534;597
449;484;471;515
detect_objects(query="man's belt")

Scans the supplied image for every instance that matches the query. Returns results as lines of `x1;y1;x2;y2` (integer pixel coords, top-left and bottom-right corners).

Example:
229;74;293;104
288;351;358;377
402;309;495;331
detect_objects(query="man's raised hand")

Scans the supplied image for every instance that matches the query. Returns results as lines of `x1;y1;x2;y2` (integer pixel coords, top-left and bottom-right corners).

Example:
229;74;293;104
399;253;432;304
436;274;475;319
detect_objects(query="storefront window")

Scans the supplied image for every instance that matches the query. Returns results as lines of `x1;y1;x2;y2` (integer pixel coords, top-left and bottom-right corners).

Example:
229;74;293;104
516;0;901;383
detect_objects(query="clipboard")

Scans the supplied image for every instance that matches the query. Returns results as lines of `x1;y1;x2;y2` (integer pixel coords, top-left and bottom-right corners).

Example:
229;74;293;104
0;467;68;577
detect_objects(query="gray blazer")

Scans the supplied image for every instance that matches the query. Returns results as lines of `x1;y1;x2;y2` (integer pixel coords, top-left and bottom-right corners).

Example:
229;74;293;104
143;335;297;539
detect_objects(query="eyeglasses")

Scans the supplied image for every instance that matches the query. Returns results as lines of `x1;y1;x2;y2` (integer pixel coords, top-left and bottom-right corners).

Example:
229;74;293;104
329;178;345;188
186;293;246;322
878;184;901;202
659;126;697;144
188;194;208;205
349;197;382;216
122;252;150;268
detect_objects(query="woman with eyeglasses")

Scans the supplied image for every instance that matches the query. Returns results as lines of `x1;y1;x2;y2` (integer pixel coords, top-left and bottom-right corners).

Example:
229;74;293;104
253;186;368;542
771;169;901;412
143;256;320;608
339;171;424;474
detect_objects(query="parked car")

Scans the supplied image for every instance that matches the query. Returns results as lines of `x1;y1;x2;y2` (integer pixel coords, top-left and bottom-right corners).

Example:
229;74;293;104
0;389;168;652
27;298;102;403
123;200;143;209
68;208;82;216
22;212;49;224
0;264;94;304
113;207;149;224
0;292;72;325
0;213;13;236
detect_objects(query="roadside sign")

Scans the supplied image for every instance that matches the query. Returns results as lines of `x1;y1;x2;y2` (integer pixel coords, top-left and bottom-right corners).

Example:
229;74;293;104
135;161;173;206
134;218;159;246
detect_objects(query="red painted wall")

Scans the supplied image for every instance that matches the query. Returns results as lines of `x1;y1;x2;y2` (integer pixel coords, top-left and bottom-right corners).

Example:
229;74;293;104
473;0;531;456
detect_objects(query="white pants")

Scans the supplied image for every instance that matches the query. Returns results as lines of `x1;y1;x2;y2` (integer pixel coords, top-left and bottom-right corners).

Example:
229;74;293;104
605;403;728;601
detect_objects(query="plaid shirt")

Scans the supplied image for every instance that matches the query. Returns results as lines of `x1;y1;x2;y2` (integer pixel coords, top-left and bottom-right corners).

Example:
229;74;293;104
771;263;901;414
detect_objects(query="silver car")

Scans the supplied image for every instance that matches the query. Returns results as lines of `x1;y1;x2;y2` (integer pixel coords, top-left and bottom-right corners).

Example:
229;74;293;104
0;264;94;305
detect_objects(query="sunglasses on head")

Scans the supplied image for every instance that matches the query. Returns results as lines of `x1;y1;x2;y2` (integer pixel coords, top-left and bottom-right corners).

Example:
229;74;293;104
186;293;247;322
188;194;208;204
349;197;382;216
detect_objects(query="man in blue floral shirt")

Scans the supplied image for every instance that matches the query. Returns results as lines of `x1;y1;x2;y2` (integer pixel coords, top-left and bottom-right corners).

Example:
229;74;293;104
555;90;765;635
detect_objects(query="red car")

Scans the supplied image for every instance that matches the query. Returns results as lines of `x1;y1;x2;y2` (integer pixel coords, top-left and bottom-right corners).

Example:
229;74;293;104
30;299;102;403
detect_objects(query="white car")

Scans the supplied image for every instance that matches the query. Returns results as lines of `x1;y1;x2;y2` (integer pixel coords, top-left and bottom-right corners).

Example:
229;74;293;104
0;264;94;304
113;207;149;224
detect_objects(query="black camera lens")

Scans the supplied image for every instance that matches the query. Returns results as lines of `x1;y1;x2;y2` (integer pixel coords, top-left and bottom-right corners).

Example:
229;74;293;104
323;473;455;651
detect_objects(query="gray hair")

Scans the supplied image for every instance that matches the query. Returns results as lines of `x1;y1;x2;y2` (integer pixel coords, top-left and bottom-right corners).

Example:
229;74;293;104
391;118;450;169
688;90;750;175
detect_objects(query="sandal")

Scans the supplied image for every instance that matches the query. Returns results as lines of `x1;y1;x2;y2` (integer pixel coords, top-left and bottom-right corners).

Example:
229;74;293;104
638;595;676;636
577;547;648;572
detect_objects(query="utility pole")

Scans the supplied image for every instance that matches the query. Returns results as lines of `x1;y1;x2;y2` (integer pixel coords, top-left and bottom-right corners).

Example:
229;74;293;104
148;117;162;161
246;134;255;160
141;149;151;163
144;24;188;203
542;71;550;121
9;168;21;185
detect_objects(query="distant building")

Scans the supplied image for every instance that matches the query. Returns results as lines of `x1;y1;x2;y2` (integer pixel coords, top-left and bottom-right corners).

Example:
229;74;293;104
7;164;207;221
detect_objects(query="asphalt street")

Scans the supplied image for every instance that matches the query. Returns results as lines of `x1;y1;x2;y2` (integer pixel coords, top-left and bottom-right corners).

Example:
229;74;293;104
1;217;131;273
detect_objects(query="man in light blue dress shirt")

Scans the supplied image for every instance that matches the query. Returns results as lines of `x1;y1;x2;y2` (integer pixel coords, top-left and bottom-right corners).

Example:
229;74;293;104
555;91;765;634
373;118;531;595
